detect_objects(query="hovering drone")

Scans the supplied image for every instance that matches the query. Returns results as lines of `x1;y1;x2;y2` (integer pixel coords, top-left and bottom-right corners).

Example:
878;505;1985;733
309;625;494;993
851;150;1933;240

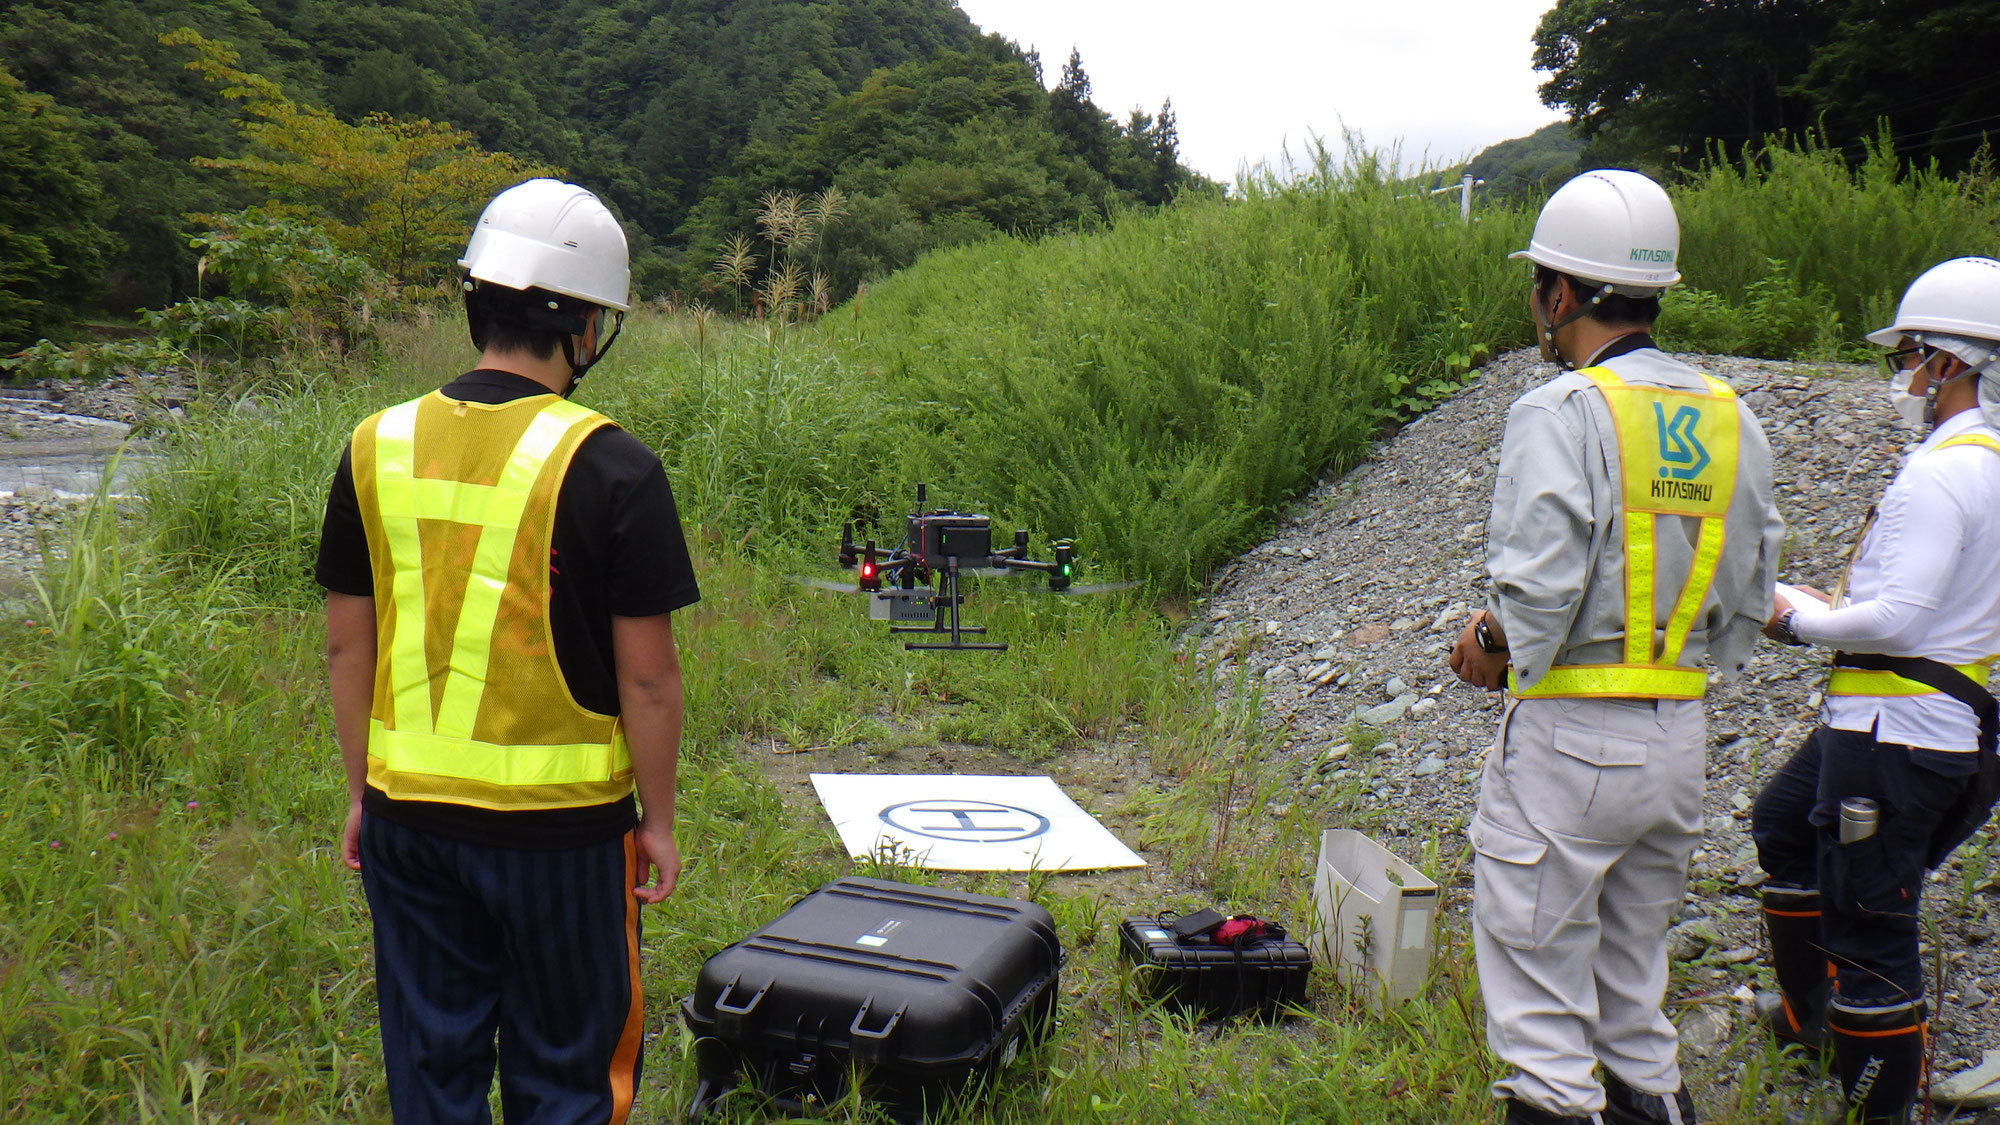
792;485;1134;651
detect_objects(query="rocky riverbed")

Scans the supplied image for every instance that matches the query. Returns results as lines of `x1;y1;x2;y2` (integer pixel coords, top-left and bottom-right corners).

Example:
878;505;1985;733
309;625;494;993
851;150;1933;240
1195;347;2000;1118
0;371;191;596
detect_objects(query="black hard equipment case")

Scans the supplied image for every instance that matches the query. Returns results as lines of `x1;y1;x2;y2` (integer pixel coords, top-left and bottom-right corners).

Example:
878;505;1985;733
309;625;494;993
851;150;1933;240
681;876;1062;1121
1117;914;1311;1019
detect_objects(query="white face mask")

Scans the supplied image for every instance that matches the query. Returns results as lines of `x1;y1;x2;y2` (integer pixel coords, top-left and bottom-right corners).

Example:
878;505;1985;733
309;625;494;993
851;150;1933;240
1886;364;1929;426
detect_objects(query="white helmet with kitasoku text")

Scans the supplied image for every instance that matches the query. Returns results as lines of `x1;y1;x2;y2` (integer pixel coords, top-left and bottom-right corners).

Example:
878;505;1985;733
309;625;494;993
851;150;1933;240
1510;169;1682;295
1510;170;1681;365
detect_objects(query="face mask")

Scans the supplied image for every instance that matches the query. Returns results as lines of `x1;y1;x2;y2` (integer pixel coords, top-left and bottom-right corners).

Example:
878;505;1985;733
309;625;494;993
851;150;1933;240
1886;365;1929;426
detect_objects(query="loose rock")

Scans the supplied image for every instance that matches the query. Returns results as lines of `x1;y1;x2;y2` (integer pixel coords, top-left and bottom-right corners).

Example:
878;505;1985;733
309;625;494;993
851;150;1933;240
1196;347;2000;1077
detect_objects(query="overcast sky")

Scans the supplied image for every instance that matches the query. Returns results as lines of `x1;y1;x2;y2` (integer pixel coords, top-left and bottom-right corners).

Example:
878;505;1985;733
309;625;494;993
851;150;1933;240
950;0;1567;183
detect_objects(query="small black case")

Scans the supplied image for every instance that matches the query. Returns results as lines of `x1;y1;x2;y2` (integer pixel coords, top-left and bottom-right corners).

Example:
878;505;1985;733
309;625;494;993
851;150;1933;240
1117;915;1311;1019
682;877;1062;1121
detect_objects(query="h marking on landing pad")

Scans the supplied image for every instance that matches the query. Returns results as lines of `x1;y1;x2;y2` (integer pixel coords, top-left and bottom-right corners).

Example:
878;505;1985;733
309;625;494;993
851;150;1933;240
881;800;1052;843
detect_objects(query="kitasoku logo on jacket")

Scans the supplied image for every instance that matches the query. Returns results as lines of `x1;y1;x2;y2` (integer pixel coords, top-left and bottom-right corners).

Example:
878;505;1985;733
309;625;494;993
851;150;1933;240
1651;401;1713;501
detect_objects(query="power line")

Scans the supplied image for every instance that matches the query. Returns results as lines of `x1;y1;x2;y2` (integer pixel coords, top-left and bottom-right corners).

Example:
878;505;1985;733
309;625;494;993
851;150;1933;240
1821;71;2000;119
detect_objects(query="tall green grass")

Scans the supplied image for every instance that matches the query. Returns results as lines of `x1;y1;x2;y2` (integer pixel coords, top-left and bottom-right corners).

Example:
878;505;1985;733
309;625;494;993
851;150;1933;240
5;134;1982;1122
1673;135;2000;353
835;144;1533;590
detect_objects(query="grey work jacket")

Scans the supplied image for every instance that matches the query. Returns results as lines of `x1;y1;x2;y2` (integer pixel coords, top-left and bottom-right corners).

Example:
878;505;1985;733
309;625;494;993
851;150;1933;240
1483;345;1783;691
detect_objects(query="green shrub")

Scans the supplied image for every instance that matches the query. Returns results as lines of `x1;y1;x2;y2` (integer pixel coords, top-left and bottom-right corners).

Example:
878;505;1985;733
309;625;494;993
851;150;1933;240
1659;260;1845;360
139;298;287;363
1675;135;2000;340
0;337;188;383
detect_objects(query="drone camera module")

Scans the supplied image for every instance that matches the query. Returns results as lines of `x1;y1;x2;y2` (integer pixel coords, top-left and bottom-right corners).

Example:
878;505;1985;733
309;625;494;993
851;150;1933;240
912;513;993;567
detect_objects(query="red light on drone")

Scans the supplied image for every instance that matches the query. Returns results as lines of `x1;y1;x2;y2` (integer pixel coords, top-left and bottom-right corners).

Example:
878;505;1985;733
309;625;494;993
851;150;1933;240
861;562;876;579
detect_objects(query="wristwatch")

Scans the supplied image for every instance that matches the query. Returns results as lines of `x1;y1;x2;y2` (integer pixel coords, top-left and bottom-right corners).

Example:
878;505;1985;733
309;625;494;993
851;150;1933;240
1474;616;1508;655
1773;608;1806;647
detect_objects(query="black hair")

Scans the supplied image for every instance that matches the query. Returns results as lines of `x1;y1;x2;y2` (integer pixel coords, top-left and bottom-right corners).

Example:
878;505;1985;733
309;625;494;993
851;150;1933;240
1534;266;1661;327
464;280;594;360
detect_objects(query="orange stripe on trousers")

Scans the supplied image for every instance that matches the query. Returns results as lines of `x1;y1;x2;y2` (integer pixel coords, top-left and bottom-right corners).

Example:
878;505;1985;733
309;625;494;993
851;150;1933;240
607;831;644;1125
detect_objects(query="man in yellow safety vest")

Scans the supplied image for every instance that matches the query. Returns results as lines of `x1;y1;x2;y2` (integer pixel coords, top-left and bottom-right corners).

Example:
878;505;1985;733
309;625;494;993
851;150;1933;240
317;179;698;1124
1753;257;2000;1124
1448;169;1783;1125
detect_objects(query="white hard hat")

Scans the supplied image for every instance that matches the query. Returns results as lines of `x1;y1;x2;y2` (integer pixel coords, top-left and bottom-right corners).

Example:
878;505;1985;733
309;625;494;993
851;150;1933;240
1870;258;2000;430
459;178;631;312
1865;257;2000;351
1510;169;1682;294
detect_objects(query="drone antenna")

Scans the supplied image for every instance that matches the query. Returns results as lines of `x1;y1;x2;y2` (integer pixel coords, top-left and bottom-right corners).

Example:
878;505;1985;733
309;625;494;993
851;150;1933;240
915;482;927;511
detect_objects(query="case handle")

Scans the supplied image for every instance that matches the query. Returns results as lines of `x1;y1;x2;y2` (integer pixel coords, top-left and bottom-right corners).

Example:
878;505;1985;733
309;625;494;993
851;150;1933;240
712;975;769;1038
847;997;908;1065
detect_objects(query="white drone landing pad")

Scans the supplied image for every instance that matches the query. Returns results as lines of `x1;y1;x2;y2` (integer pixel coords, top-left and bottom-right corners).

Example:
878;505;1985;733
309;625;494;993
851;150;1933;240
809;773;1146;872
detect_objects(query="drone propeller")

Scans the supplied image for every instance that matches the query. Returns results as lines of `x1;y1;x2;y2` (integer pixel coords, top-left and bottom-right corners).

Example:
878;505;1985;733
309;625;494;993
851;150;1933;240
1053;580;1141;596
788;576;865;594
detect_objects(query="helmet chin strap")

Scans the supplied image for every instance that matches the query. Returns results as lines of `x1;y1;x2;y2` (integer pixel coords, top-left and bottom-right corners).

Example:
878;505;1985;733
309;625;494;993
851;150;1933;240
1535;281;1612;369
558;311;626;395
1911;332;1997;425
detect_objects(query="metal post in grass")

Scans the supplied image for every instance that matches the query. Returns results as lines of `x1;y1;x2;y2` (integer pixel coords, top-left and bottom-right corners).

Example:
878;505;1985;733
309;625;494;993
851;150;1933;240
1427;174;1481;224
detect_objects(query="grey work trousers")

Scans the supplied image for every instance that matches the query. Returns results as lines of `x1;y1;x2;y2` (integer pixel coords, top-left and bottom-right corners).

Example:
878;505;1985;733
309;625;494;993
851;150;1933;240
1471;695;1705;1115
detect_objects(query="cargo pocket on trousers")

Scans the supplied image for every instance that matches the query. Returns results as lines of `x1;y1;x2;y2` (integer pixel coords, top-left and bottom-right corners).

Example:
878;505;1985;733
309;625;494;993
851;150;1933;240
1470;814;1548;950
1545;724;1651;839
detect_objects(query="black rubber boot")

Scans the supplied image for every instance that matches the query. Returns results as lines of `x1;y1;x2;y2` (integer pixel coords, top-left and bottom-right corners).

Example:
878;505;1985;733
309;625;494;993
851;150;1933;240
1759;885;1831;1051
1601;1069;1698;1124
1828;998;1925;1125
1503;1097;1600;1124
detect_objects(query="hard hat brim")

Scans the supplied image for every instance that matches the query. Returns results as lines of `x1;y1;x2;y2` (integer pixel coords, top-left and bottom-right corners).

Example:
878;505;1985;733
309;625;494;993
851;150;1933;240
1868;316;2000;350
1508;246;1678;292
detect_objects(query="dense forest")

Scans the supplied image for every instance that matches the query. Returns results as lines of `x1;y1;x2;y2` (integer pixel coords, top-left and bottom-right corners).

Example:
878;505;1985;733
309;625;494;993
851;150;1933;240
0;0;1204;348
10;0;1999;355
1532;0;2000;170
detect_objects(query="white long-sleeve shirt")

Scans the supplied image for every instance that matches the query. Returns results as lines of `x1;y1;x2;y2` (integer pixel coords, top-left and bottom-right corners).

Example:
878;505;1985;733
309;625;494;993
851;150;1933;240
1484;344;1783;691
1790;409;2000;751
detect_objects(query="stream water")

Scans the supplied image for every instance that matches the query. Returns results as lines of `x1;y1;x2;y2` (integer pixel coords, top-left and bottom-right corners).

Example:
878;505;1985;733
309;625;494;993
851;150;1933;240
0;402;148;496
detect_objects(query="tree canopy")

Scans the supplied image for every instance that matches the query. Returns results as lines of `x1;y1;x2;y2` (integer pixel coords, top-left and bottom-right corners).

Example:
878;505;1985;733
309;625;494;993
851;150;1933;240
0;0;1204;345
679;38;1203;304
0;62;114;347
1531;0;2000;170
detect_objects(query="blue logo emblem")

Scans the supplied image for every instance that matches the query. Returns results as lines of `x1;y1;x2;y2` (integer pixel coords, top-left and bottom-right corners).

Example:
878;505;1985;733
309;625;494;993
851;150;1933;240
1654;403;1709;480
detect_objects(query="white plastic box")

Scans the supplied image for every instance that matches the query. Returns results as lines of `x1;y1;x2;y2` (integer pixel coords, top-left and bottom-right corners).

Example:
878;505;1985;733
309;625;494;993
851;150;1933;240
1309;828;1439;1010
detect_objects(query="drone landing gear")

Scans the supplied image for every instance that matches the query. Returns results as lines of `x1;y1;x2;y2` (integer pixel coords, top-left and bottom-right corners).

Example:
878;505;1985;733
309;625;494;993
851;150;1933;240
894;564;1006;652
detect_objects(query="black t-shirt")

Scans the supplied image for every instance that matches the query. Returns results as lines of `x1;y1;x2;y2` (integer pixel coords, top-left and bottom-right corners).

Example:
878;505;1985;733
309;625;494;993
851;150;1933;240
315;370;700;848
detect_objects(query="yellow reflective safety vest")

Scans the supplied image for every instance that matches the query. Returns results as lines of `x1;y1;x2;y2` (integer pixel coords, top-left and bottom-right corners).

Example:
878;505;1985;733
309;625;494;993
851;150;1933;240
1512;365;1742;700
1827;431;2000;701
351;390;632;811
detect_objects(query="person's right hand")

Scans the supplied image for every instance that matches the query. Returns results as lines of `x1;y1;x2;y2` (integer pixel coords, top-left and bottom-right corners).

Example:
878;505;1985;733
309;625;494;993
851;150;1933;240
633;818;680;904
342;800;363;872
1448;612;1509;692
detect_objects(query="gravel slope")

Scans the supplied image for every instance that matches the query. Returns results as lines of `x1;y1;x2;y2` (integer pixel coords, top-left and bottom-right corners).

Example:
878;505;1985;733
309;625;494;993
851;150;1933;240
1196;348;2000;1118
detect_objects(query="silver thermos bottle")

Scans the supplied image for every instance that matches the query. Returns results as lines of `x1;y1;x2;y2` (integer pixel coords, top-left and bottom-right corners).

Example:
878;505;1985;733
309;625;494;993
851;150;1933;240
1839;797;1880;844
